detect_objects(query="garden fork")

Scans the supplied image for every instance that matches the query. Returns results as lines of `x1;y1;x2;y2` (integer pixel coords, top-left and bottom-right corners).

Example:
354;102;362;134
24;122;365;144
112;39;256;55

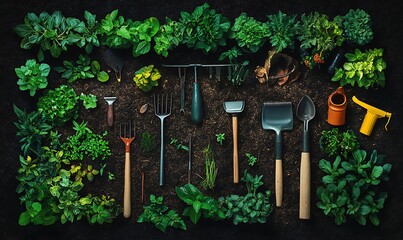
119;120;136;218
154;93;172;186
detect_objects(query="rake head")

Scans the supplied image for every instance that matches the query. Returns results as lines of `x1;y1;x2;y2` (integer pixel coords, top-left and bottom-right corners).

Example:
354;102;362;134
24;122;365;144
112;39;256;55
154;93;172;118
119;120;136;152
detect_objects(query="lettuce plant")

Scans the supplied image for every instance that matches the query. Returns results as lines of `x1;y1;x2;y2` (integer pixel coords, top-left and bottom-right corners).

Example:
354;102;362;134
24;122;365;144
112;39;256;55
15;59;50;96
342;9;373;46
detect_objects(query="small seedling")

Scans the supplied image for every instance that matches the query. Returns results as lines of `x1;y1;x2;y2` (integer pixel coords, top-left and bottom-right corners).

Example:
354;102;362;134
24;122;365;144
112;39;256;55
216;133;225;145
246;153;257;166
170;138;189;151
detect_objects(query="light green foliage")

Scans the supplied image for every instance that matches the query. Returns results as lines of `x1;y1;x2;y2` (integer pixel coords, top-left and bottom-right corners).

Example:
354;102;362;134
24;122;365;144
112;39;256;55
317;149;391;226
54;54;109;83
61;121;111;161
266;11;300;52
331;48;386;89
215;133;225;145
79;93;97;109
170;138;189;151
14;11;99;61
320;128;360;159
138;195;187;232
200;144;218;190
231;12;269;53
246;153;257;166
342;9;373;46
179;3;231;54
218;171;273;225
13;104;52;157
133;65;161;92
153;17;183;57
140;131;156;153
175;183;225;224
15;59;50;96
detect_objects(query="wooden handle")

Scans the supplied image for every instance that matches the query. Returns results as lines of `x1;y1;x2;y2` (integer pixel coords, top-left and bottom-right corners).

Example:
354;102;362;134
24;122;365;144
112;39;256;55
141;171;144;203
275;159;283;207
299;152;311;219
107;105;113;127
232;116;239;183
123;152;131;218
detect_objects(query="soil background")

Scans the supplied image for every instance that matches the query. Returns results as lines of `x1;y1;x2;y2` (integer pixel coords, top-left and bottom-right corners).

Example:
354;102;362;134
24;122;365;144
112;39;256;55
1;0;402;240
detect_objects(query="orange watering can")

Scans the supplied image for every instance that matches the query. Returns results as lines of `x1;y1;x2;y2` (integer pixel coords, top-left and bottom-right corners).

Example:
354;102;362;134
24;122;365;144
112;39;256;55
352;96;392;136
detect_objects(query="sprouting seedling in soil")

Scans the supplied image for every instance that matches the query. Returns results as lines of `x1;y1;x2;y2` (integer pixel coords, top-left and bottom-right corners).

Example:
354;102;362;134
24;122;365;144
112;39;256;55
170;138;189;151
246;153;257;166
216;133;225;145
100;163;115;181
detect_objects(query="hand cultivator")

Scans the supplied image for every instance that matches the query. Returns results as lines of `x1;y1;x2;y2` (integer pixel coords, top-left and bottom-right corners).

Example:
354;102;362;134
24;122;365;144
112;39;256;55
119;120;136;218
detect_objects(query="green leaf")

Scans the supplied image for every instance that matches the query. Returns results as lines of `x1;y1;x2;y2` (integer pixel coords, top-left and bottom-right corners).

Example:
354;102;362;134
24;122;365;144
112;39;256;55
371;166;383;178
18;212;31;226
193;200;201;213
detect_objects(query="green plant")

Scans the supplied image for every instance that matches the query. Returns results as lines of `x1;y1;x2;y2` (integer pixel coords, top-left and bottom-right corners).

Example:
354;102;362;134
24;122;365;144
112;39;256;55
246;153;257;167
342;9;373;46
79;93;97;109
13;104;52;157
14;11;99;61
140;131;156;153
170;138;189;151
317;149;391;225
178;3;231;54
298;12;344;69
331;48;386;89
215;133;225;145
218;171;273;225
138;195;187;232
231;12;270;53
175;183;225;224
133;65;161;92
200;144;218;191
15;59;50;96
54;54;109;83
153;17;183;57
320;128;360;159
266;11;300;53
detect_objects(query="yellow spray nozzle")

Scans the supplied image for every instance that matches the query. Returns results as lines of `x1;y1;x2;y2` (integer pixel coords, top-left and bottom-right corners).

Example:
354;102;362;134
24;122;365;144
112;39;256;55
352;96;392;136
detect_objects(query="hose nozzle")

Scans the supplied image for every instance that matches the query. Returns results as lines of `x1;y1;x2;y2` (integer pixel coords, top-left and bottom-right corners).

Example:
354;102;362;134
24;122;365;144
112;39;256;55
352;96;392;136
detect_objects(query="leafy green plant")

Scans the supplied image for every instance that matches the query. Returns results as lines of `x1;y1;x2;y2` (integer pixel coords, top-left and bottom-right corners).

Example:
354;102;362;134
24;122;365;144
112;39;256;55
215;133;225;145
341;9;373;46
298;12;344;69
14;11;99;61
178;3;231;54
54;54;109;83
317;149;391;226
320;128;360;159
13;104;52;157
218;170;273;224
79;93;97;109
246;153;257;166
175;183;225;224
138;195;187;232
331;48;386;89
231;12;269;53
266;11;300;53
153;17;183;57
140;131;156;153
170;138;189;151
15;59;50;96
133;65;161;92
200;144;218;191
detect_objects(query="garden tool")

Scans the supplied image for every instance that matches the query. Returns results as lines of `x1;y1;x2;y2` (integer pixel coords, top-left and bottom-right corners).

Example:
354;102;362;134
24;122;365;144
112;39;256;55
154;93;172;186
188;137;192;184
262;102;293;207
104;96;116;127
119;120;136;218
296;95;316;219
352;96;392;136
224;100;245;183
103;48;124;82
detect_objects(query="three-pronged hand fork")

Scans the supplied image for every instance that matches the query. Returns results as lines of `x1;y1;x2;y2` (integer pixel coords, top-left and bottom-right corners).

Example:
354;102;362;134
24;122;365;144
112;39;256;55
153;93;172;186
119;120;136;218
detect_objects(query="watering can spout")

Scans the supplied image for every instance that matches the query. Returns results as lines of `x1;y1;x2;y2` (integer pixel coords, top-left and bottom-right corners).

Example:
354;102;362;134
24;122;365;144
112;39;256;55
352;96;392;136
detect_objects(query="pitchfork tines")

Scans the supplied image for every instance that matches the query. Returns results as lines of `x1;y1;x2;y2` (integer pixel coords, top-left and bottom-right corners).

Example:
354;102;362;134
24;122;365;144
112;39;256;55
120;120;136;152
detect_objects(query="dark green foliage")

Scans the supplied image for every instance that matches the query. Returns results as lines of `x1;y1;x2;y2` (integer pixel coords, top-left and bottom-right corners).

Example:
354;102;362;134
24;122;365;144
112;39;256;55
342;9;373;46
200;144;218;190
320;128;360;159
266;11;300;52
246;153;257;167
170;138;189;151
140;131;156;153
153;17;183;57
317;149;391;226
15;59;50;96
138;195;187;232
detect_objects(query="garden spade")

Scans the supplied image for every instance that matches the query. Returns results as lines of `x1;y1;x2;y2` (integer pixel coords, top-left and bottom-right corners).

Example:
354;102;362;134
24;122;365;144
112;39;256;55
224;100;245;183
262;102;293;207
296;95;316;219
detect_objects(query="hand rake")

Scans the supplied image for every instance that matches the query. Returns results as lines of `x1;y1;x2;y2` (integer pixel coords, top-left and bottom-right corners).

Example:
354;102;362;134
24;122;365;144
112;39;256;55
154;93;172;186
119;120;136;218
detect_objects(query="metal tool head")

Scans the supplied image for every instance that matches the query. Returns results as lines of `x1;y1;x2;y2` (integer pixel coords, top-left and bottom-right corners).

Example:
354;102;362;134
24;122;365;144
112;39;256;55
296;95;316;122
223;101;245;114
104;96;116;105
262;102;293;134
153;93;172;118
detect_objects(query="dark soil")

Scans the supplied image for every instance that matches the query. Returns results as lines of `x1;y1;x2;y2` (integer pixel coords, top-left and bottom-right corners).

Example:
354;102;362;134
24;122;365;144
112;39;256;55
1;1;402;240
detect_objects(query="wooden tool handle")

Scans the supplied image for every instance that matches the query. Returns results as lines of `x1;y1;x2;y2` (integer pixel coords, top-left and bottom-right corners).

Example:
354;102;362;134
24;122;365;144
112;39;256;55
275;159;283;207
232;116;239;183
299;152;311;219
107;105;113;127
123;152;131;218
